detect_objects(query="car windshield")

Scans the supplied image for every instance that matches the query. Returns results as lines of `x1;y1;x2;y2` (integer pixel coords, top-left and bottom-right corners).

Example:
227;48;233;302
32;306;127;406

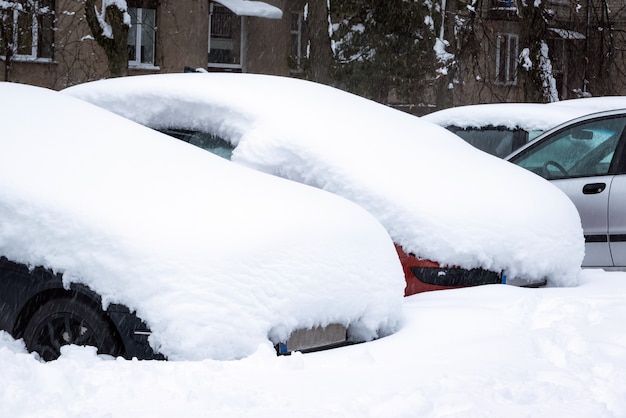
159;128;234;160
510;117;626;179
447;126;528;158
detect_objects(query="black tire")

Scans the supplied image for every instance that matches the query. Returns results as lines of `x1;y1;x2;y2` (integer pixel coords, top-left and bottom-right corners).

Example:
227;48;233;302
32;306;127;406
22;297;124;361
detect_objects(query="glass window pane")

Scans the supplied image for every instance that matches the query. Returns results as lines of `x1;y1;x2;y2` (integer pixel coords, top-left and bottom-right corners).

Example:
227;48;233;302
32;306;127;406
37;0;55;58
16;10;33;55
140;8;155;63
209;3;240;65
497;35;506;82
508;36;517;82
514;117;626;179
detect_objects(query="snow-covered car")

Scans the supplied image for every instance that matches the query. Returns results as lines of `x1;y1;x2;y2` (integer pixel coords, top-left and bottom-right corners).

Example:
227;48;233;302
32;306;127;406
63;73;585;294
422;103;589;158
506;109;626;270
0;82;405;361
549;96;626;113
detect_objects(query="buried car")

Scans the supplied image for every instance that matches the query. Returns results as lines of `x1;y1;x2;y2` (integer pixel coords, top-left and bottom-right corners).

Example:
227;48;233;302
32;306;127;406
0;82;405;361
422;103;589;158
63;73;585;293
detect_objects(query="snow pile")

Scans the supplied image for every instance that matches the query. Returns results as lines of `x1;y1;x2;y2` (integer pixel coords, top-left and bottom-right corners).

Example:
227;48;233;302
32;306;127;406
0;82;405;360
64;74;585;286
1;269;626;417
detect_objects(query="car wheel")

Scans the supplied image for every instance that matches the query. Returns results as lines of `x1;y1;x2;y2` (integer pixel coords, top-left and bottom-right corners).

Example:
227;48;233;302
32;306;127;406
22;298;124;361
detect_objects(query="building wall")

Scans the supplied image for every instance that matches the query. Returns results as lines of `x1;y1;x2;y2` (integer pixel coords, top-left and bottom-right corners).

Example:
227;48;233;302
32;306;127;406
1;0;301;90
4;0;624;103
447;0;626;107
156;0;211;73
245;0;307;76
2;0;109;89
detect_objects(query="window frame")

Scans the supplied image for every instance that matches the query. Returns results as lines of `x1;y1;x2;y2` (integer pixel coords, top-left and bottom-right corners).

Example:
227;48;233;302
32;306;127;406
495;32;518;86
509;115;626;180
208;1;245;70
127;6;158;69
1;0;55;62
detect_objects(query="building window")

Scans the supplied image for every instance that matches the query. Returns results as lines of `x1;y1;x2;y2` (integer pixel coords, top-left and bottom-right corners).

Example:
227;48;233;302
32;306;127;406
495;33;518;85
208;2;242;69
492;0;516;7
128;7;156;67
0;0;54;61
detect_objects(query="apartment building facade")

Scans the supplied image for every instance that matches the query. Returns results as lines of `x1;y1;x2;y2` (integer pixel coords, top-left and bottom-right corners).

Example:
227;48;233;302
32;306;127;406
2;0;625;107
450;0;626;105
0;0;308;89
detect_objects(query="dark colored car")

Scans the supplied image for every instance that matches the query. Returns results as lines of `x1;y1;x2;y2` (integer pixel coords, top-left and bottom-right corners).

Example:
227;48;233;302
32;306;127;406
0;258;162;361
1;82;404;361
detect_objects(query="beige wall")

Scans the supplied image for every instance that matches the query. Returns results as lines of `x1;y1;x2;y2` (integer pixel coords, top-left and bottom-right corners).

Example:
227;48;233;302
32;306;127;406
1;0;299;90
447;0;626;107
155;0;209;73
245;0;307;76
2;0;109;89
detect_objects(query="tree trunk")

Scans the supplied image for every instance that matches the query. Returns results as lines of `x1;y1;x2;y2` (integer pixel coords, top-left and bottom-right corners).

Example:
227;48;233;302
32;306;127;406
307;0;333;85
519;3;551;102
1;8;15;82
435;0;457;109
85;0;129;77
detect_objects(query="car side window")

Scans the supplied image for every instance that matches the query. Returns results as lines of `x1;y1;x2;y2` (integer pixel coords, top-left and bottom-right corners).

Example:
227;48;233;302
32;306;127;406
512;117;626;180
449;126;527;158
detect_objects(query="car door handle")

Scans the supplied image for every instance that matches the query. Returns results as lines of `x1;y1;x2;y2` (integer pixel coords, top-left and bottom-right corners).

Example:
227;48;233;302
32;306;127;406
582;183;606;194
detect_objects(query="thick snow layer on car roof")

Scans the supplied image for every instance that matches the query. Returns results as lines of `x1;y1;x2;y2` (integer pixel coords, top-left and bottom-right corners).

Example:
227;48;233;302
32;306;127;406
0;82;405;360
63;74;585;286
548;96;626;112
422;103;588;131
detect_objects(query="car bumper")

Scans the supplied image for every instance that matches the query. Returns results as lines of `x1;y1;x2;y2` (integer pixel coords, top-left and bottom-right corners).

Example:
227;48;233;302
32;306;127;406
395;245;546;296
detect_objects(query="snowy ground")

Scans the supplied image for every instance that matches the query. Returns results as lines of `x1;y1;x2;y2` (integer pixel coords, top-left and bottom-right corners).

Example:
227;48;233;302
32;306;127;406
1;268;625;417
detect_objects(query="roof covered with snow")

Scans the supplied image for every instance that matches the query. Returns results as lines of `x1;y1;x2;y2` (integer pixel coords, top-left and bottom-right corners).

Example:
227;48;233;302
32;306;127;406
422;102;590;132
549;96;626;113
63;73;585;287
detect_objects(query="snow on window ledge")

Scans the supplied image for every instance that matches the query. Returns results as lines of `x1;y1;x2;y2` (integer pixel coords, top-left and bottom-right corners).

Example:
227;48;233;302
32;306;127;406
129;63;161;71
1;56;55;64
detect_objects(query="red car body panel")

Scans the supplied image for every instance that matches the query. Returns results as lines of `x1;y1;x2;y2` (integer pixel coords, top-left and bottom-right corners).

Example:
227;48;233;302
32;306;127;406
395;245;459;296
395;245;504;296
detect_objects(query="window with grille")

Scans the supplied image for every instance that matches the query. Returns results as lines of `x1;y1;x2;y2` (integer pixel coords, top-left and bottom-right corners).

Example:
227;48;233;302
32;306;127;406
208;2;242;68
0;0;54;61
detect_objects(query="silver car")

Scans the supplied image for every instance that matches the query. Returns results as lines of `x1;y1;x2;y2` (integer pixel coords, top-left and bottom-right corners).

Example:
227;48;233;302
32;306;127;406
507;109;626;270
